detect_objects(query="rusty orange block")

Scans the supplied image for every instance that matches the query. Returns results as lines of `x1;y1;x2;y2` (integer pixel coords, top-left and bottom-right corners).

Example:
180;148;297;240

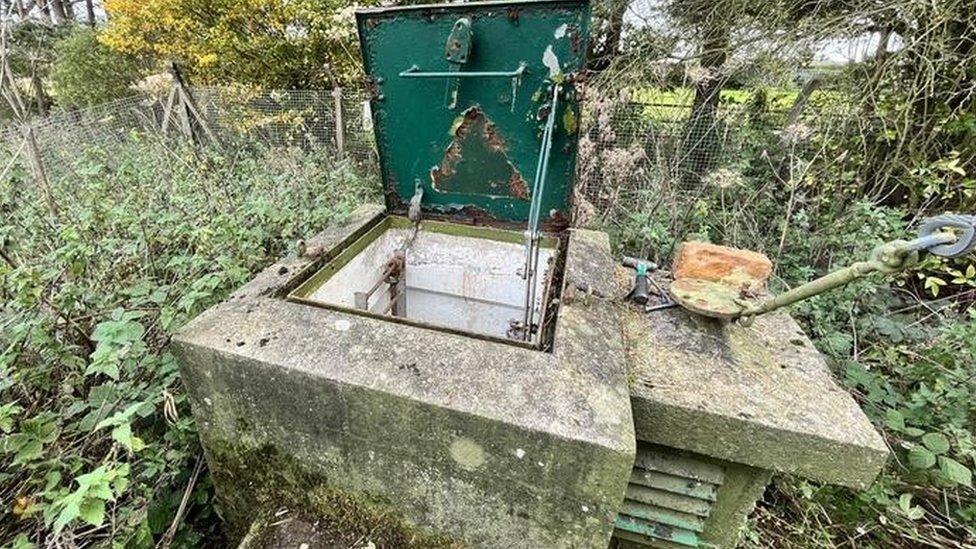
672;241;773;289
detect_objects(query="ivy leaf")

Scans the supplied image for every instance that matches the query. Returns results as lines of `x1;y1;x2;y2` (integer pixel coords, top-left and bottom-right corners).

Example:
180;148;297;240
922;432;950;455
898;492;912;512
897;493;925;520
938;456;973;488
908;447;936;469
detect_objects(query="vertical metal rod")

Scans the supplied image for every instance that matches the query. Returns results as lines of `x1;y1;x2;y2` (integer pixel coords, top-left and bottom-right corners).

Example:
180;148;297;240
521;85;561;340
532;89;560;229
527;87;560;236
522;92;553;290
525;237;542;334
521;105;551;282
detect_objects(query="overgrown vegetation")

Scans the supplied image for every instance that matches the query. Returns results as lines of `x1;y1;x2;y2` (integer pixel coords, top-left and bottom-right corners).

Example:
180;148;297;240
605;179;976;545
2;0;975;546
0;141;377;546
586;0;976;540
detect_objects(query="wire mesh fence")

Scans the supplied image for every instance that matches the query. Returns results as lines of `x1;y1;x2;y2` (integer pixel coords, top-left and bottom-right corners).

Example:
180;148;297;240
572;95;793;226
0;85;377;184
1;83;800;231
191;87;377;166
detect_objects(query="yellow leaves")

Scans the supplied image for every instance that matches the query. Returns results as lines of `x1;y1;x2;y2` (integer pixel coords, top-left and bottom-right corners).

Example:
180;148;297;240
196;53;218;67
13;495;37;517
917;256;976;297
103;0;205;56
923;274;947;297
100;0;366;87
102;0;164;53
947;263;976;285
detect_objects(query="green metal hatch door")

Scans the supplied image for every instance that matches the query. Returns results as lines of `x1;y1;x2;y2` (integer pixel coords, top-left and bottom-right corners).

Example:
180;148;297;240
356;0;590;225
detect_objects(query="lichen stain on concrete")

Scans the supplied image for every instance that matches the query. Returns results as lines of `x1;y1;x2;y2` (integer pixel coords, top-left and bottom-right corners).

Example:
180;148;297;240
669;277;747;319
430;107;529;200
449;437;486;471
586;384;622;427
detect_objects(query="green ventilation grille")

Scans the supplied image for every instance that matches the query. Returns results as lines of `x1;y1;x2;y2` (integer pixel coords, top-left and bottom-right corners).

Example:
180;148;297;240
614;446;725;548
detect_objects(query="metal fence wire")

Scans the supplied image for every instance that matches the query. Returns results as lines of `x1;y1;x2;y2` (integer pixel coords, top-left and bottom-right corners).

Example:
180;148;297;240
0;86;377;178
1;85;795;227
572;96;793;224
191;87;376;166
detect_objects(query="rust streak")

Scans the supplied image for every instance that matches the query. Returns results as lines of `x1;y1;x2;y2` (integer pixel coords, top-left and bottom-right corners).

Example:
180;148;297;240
430;106;529;201
481;114;507;152
509;171;529;200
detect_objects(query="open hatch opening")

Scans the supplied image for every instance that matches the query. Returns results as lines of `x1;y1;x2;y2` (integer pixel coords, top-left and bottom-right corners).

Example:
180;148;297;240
289;217;560;348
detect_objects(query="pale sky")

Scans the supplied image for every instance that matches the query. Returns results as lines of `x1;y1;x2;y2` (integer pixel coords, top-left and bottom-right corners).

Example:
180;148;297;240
16;0;890;65
623;0;894;65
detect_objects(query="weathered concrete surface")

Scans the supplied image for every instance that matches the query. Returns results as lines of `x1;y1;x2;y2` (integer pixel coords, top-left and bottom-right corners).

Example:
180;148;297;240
700;460;770;548
172;204;635;548
621;295;888;489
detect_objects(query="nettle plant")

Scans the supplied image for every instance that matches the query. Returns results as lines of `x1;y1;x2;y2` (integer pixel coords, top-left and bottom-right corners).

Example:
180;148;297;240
1;140;378;546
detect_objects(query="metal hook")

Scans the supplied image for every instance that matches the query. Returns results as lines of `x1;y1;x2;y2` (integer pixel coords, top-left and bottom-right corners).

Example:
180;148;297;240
917;214;976;258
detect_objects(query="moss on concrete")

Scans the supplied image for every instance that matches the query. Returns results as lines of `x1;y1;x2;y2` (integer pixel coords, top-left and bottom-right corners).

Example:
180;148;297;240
172;215;634;548
699;461;770;548
207;436;462;548
620;299;887;488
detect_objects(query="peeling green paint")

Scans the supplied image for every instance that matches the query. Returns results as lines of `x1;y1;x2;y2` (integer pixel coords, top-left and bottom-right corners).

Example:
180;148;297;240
356;0;591;223
430;107;529;200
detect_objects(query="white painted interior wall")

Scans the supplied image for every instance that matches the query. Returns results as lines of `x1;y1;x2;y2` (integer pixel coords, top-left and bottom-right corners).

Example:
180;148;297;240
307;227;555;341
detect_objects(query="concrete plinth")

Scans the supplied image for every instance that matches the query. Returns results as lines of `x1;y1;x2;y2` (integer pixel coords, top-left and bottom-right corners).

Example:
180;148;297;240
617;290;889;548
172;205;636;548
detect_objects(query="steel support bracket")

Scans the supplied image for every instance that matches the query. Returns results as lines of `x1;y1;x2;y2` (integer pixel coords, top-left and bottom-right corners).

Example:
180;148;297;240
444;17;472;108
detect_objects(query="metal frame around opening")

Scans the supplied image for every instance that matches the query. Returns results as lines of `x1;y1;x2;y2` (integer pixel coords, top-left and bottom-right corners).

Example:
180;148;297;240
287;215;562;351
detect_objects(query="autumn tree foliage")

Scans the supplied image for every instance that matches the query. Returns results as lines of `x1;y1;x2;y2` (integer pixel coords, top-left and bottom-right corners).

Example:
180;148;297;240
100;0;371;88
50;27;142;108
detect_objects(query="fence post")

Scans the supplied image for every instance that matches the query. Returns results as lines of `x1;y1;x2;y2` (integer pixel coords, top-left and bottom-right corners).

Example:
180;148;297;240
332;86;345;156
169;63;196;144
167;62;221;148
21;124;58;217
